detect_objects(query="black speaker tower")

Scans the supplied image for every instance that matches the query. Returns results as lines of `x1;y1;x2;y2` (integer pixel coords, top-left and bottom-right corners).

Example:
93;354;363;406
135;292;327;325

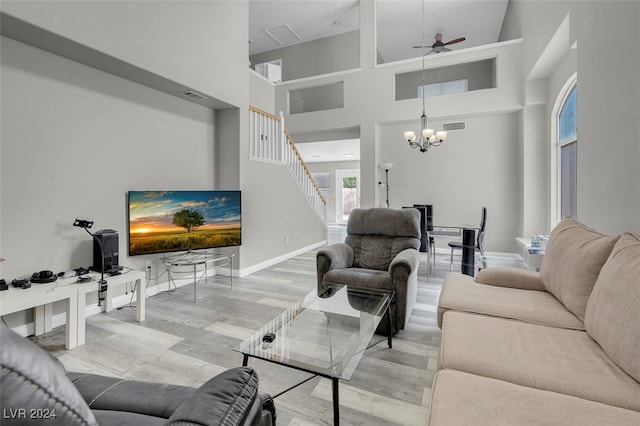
92;229;122;274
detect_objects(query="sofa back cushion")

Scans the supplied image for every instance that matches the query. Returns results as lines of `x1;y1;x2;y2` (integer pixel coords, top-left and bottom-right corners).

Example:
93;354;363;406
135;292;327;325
540;217;618;321
346;208;420;270
584;233;640;382
1;325;97;425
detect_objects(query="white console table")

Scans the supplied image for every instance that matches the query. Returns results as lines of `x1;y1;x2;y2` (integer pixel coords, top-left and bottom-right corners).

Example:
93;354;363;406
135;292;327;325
74;270;146;346
163;251;235;303
0;269;145;349
516;237;546;271
0;280;78;349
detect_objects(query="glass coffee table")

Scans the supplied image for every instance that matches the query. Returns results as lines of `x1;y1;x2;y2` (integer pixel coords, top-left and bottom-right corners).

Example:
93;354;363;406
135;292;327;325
238;283;394;426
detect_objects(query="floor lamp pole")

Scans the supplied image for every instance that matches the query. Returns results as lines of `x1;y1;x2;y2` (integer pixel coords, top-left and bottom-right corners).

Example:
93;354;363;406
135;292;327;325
384;168;390;208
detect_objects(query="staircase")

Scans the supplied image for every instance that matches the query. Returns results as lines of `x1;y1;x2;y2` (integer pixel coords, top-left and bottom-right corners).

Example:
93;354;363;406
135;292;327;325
248;106;327;222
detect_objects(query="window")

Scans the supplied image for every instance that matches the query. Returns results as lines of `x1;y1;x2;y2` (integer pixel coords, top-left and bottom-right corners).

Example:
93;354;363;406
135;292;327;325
558;83;577;219
419;79;468;97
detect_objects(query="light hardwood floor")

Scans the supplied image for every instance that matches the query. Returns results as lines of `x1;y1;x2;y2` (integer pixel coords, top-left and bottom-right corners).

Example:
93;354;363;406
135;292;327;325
31;227;519;425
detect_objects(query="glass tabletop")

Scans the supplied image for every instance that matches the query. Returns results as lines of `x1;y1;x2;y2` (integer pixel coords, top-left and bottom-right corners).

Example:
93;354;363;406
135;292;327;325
238;283;393;380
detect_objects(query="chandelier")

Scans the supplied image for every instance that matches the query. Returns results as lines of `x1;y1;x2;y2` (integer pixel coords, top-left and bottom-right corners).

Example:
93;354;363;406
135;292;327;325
403;0;447;152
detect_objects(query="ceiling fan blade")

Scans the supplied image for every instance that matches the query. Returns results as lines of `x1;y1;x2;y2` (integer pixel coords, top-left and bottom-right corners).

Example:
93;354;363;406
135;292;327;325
413;45;434;49
444;37;466;46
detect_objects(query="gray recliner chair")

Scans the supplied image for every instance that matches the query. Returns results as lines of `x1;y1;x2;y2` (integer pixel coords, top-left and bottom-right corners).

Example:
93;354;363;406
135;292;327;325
0;324;275;426
316;208;421;334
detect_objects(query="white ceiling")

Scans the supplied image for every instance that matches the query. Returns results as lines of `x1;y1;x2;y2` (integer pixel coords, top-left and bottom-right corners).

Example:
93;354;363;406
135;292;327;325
249;0;510;62
249;0;510;162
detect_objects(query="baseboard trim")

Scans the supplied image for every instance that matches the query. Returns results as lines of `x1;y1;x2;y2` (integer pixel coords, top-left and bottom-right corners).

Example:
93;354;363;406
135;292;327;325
238;240;327;277
11;242;328;337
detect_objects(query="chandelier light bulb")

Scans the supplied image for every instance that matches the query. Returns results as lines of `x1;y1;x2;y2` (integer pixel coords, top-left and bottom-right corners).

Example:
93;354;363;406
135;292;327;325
404;131;417;142
436;131;448;141
422;128;434;139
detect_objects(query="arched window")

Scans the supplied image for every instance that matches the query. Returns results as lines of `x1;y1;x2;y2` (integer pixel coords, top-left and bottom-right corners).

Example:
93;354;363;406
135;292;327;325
558;82;577;219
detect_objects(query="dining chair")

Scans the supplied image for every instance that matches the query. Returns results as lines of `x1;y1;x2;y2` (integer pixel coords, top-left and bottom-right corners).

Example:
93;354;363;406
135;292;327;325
448;207;486;271
413;204;435;265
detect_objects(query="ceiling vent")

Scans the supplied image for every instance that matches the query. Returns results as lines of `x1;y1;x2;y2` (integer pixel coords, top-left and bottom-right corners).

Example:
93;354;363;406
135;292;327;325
264;23;302;45
179;90;208;101
443;121;466;131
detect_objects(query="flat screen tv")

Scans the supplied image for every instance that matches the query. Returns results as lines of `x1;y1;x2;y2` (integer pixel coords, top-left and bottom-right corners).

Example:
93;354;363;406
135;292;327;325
128;190;241;256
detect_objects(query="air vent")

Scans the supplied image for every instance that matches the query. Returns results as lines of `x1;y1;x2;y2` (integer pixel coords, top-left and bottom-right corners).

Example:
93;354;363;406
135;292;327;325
178;90;208;100
264;23;302;45
443;121;466;131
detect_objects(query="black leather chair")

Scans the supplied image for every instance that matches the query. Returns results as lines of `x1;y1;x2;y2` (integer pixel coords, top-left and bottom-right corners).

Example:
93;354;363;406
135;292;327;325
448;207;487;271
414;204;435;265
0;324;276;426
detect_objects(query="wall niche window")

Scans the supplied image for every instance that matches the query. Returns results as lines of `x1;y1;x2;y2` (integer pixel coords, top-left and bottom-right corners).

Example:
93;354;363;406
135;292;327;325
289;81;344;114
395;59;495;101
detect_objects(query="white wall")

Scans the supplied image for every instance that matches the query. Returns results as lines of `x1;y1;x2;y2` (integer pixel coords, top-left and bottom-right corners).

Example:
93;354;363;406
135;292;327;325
379;113;520;252
0;0;248;107
250;30;360;81
502;0;640;235
273;34;523;252
0;1;329;332
0;37;218;324
239;159;327;274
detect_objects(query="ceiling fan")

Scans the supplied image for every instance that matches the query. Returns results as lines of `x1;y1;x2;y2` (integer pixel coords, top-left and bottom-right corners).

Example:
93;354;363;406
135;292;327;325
414;33;466;54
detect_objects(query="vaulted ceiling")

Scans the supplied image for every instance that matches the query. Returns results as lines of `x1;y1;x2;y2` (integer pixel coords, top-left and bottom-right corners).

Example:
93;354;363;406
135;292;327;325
249;0;510;63
248;0;511;162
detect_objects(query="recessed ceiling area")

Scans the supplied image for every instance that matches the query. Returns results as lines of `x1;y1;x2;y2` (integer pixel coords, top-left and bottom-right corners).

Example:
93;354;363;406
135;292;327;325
249;1;359;56
295;139;360;163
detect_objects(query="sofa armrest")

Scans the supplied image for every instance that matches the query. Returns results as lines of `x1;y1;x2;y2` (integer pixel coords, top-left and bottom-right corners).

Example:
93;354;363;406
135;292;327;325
316;243;354;287
166;367;274;426
475;267;545;291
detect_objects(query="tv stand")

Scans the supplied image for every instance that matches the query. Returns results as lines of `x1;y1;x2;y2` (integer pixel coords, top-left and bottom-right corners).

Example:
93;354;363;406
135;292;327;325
162;250;235;303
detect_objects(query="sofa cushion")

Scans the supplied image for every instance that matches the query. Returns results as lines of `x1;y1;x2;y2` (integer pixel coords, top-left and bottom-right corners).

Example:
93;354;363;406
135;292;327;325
428;369;640;426
540;217;618;320
437;273;584;329
92;410;165;426
346;235;419;270
323;268;393;290
69;372;194;419
0;325;97;426
584;233;640;383
439;311;640;411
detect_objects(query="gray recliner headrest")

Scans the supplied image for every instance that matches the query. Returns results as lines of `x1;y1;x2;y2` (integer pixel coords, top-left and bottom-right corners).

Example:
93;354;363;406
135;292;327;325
347;208;421;238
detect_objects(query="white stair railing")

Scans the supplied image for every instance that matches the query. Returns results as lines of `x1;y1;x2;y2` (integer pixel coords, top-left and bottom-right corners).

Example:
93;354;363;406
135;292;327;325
249;106;327;222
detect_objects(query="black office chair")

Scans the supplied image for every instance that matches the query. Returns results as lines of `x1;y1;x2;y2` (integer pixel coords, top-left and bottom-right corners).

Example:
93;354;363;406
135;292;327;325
448;207;486;271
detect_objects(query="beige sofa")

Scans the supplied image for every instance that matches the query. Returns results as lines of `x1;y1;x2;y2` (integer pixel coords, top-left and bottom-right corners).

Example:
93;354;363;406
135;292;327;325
429;217;640;425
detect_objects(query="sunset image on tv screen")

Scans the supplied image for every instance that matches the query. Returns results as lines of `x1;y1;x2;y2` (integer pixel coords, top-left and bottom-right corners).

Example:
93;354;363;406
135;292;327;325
128;190;241;256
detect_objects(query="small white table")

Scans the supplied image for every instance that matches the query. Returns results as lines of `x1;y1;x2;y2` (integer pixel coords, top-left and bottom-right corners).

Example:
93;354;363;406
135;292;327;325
0;280;79;349
515;237;546;271
0;269;145;349
73;270;146;346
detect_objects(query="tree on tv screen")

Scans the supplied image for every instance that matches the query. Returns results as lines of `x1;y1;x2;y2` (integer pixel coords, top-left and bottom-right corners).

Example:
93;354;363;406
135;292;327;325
172;209;205;233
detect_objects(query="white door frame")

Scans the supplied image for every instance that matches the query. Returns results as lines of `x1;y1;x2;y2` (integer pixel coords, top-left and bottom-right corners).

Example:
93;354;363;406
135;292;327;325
335;169;360;224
